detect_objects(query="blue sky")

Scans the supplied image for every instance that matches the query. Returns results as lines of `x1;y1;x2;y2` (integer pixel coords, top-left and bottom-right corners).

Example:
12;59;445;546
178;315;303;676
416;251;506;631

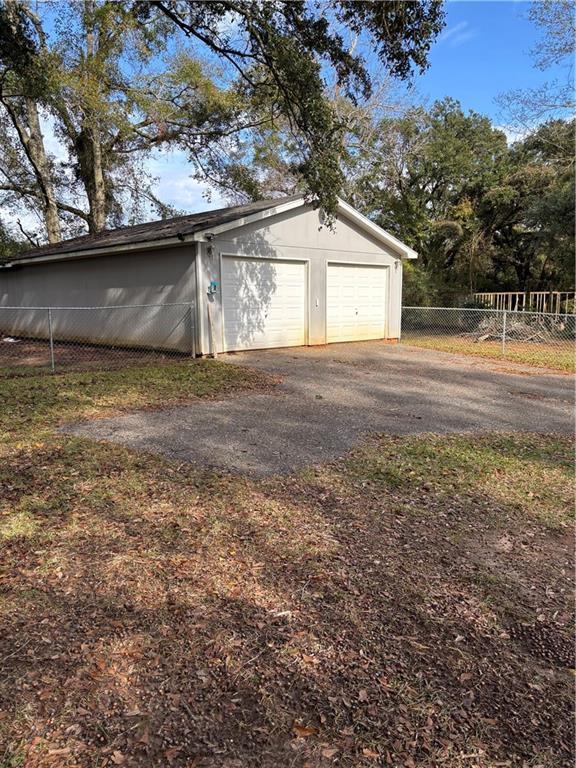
412;0;568;121
157;0;572;213
13;1;574;230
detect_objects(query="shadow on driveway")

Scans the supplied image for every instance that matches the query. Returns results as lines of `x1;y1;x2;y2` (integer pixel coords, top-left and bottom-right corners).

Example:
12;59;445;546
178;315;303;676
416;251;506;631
64;342;575;476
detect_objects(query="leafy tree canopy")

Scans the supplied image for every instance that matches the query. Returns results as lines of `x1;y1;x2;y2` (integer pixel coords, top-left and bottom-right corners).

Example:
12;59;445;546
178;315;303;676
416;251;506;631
0;0;445;243
241;95;573;305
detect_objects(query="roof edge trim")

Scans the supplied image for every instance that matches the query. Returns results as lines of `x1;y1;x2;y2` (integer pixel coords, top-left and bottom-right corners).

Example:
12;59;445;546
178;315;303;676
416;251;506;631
195;195;417;259
194;196;306;239
335;200;418;259
1;195;417;267
0;234;200;268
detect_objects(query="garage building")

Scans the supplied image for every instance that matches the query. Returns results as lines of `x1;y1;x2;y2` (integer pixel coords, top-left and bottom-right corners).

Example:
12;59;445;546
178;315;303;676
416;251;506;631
0;195;416;355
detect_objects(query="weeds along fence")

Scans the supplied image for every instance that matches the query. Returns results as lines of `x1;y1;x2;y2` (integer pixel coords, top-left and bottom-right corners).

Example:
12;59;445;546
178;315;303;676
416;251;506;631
0;303;196;374
401;307;575;372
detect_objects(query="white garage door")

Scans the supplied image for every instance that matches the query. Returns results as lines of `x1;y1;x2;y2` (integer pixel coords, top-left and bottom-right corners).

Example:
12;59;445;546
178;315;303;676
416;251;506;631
222;256;306;351
327;263;387;343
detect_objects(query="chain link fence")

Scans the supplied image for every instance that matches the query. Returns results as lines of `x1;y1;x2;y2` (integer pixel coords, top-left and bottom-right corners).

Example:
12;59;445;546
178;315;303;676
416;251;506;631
3;302;573;376
0;303;196;375
401;307;575;372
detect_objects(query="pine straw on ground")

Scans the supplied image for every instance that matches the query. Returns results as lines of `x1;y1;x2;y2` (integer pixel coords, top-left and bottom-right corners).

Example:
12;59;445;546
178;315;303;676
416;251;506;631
0;412;573;768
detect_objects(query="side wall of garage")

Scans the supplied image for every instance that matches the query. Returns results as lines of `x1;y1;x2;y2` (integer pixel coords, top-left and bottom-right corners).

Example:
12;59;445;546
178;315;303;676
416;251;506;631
196;205;404;354
0;245;197;352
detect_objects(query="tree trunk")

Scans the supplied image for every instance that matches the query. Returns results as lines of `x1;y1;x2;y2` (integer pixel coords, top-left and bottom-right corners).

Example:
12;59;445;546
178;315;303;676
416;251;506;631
24;98;61;242
75;123;107;234
78;0;107;234
3;97;62;243
90;127;107;232
1;0;61;243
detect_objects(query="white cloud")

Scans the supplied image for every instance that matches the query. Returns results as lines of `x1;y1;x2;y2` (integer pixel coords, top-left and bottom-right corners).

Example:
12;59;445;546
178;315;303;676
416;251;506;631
439;21;468;43
494;124;529;145
438;20;477;48
145;149;224;213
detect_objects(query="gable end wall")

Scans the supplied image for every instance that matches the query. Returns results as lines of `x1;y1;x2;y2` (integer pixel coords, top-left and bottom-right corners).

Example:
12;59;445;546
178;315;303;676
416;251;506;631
198;205;403;354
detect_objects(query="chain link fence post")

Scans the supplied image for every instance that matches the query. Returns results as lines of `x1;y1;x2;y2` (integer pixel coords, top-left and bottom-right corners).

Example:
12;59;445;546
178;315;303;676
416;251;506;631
400;306;574;372
189;303;196;358
47;307;55;372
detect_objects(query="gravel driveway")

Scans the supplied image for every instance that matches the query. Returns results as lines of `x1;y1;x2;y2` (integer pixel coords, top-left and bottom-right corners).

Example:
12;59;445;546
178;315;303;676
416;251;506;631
65;343;574;475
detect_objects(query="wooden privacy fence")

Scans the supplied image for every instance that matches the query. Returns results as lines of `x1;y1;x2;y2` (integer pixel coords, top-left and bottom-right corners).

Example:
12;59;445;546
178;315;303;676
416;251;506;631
473;291;575;315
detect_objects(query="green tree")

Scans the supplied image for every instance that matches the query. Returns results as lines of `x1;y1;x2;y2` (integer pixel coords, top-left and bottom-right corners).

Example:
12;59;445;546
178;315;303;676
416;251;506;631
484;119;575;292
0;0;64;241
0;0;445;243
363;105;573;300
0;0;194;241
0;218;27;262
357;99;508;302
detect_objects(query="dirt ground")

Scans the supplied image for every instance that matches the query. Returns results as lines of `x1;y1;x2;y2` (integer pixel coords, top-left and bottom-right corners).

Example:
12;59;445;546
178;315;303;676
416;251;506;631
1;331;573;376
0;432;573;768
0;357;573;767
0;337;186;373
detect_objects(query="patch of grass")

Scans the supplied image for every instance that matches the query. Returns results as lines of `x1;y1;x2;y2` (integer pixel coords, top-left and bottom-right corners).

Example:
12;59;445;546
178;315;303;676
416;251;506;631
0;510;37;542
0;362;573;767
402;334;574;372
0;750;25;768
0;359;276;443
343;432;573;529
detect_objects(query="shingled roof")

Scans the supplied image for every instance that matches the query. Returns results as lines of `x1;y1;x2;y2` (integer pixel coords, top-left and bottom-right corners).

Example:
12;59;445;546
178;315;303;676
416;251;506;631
9;195;301;263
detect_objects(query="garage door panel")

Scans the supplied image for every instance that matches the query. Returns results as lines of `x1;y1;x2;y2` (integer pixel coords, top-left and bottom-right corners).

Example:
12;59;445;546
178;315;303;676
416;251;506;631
327;264;387;343
222;257;306;351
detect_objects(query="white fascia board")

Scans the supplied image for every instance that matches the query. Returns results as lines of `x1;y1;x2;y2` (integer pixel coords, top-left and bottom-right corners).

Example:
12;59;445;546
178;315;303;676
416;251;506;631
336;199;418;259
1;233;201;268
195;195;417;260
194;196;305;240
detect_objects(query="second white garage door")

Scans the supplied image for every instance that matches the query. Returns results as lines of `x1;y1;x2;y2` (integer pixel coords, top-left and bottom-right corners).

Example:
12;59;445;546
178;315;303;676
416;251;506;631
222;256;307;351
327;263;388;343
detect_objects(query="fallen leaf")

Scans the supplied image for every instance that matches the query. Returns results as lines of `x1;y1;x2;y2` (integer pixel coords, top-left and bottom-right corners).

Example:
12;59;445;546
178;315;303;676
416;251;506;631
358;688;369;702
294;724;318;738
362;748;379;759
322;747;339;758
111;752;125;765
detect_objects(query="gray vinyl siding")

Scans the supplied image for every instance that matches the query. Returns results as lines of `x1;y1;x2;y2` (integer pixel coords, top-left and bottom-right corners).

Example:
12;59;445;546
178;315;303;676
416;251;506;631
197;204;403;354
0;245;197;351
0;203;406;357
